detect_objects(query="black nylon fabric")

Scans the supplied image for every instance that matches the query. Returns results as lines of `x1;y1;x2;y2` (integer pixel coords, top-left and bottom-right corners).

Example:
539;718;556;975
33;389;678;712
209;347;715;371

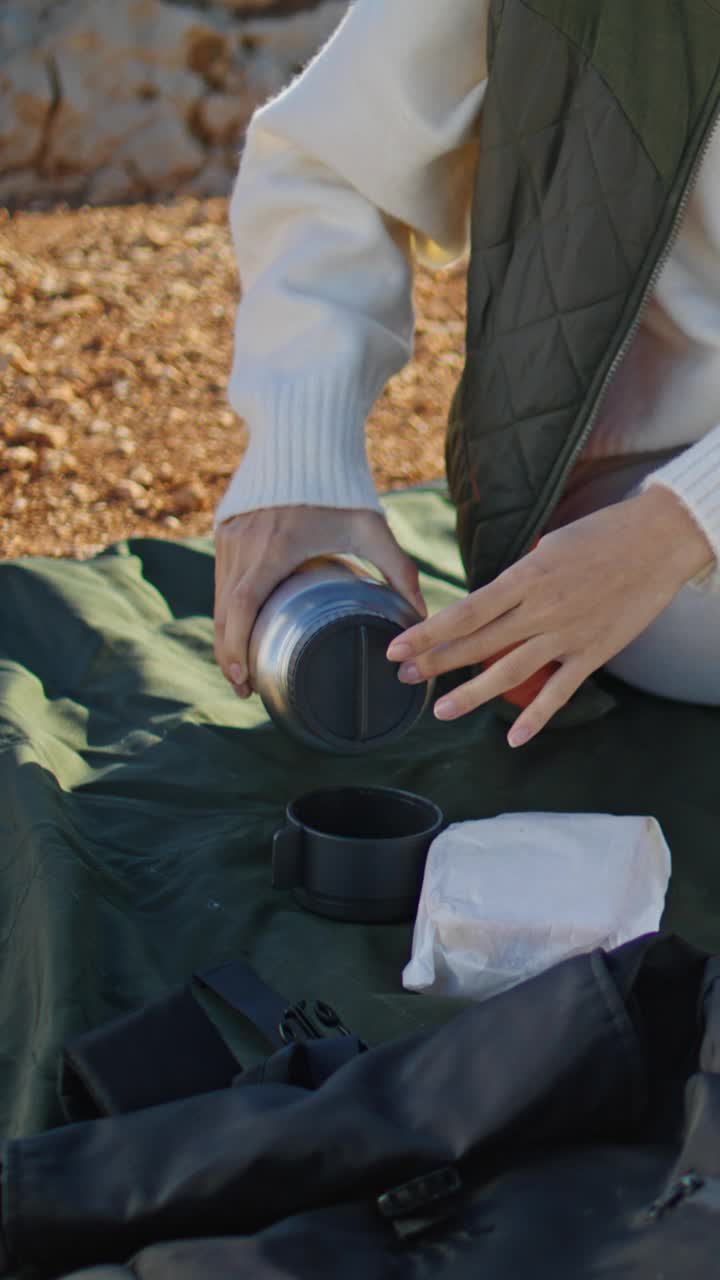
63;1154;720;1280
2;935;717;1279
58;984;241;1122
2;946;644;1267
447;0;720;588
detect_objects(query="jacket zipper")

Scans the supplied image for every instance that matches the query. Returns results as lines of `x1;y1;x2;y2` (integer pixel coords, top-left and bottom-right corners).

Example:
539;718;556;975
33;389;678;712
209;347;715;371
522;106;720;552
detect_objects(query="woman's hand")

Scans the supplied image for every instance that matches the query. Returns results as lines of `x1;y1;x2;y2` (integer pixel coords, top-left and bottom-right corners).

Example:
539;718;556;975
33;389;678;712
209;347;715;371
386;486;714;746
215;505;426;696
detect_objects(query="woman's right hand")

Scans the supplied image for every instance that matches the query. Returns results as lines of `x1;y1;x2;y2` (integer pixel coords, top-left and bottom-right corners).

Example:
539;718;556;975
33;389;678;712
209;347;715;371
214;505;427;697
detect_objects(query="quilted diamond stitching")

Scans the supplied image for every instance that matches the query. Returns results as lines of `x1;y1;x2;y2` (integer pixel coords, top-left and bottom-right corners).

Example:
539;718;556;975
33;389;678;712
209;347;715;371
578;91;633;279
491;67;597;395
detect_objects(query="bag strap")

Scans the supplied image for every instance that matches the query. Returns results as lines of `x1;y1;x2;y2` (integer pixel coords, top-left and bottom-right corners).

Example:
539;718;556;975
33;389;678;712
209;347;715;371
59;958;358;1122
194;960;290;1050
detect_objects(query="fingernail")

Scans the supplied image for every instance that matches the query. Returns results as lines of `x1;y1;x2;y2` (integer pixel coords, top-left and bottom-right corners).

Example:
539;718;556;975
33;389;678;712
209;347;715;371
387;640;412;662
413;594;428;619
230;664;246;685
508;726;532;748
434;698;458;721
398;662;421;684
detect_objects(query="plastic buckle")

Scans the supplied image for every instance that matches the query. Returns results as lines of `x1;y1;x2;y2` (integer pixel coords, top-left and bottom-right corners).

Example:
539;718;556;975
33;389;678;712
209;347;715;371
377;1166;463;1240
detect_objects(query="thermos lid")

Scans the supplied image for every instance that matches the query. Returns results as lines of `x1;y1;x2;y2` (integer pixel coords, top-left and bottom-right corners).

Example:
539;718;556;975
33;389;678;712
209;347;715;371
287;610;428;750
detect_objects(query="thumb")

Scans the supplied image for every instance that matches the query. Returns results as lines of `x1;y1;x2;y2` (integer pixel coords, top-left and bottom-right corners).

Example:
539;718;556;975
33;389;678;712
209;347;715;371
353;513;427;618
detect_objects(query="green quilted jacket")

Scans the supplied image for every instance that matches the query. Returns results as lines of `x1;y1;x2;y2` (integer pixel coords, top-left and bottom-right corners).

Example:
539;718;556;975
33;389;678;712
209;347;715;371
447;0;720;592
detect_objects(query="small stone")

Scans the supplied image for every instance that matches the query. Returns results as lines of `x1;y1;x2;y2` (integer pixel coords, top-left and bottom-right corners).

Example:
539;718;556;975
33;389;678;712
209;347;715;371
113;378;131;399
169;480;208;514
88;418;112;435
168;280;197;301
68;272;94;295
11;418;68;450
162;514;181;529
46;382;77;405
10;496;28;514
3;445;38;470
144;222;172;248
68;482;93;502
38;450;78;476
130;245;155;265
1;343;35;374
37;272;65;297
184;225;215;246
129;464;153;487
158;460;175;480
114;439;136;458
49;294;100;318
110;478;146;503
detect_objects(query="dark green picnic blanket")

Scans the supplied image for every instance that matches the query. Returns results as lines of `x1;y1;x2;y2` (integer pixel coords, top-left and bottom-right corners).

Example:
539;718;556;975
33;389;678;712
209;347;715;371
1;488;719;1142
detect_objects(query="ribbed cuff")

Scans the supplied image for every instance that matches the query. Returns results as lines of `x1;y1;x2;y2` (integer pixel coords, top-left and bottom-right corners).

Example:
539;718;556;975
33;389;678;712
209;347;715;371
642;427;720;592
214;369;383;528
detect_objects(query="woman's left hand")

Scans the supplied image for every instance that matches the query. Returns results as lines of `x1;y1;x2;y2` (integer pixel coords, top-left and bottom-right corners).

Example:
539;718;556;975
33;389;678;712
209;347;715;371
386;486;715;747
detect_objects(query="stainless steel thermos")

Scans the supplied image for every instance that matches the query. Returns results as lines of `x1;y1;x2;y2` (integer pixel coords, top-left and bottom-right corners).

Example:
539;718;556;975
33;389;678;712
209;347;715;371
248;558;433;754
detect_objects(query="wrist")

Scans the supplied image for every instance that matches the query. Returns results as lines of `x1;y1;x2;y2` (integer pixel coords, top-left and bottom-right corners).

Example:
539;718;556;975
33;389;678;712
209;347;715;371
630;485;715;587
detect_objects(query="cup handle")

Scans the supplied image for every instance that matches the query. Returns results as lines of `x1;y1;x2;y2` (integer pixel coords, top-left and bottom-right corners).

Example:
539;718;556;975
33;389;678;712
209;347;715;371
272;825;303;890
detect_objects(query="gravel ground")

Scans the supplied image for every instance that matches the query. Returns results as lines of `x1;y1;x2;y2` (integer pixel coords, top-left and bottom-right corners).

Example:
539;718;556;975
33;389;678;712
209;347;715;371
0;196;467;559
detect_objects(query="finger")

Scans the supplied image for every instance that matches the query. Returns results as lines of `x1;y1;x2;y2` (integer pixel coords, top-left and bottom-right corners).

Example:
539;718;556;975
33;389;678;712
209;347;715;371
432;637;559;720
214;569;240;675
214;522;245;671
229;664;252;700
387;572;521;662
357;515;427;617
396;607;543;684
220;574;267;685
506;659;589;747
214;557;232;672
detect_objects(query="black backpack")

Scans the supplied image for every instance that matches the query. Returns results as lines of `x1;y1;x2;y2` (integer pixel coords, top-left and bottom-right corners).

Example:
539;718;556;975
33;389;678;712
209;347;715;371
3;934;720;1279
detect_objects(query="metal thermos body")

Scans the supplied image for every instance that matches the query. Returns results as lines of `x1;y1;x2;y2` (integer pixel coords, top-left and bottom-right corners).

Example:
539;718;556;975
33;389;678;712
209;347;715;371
248;558;433;754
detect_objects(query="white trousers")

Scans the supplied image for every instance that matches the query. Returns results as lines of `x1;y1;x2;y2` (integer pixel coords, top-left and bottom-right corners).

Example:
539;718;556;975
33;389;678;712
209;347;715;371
548;454;720;706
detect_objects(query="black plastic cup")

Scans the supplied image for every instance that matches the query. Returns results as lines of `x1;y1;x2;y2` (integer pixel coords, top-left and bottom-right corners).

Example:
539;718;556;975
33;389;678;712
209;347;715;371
272;785;444;923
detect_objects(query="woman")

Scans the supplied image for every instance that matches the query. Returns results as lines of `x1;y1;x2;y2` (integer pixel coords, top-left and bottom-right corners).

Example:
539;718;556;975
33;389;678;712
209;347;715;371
214;0;720;748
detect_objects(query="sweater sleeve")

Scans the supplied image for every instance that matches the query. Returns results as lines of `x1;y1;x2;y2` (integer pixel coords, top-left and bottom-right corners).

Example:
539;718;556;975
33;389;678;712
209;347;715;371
215;0;489;527
642;425;720;590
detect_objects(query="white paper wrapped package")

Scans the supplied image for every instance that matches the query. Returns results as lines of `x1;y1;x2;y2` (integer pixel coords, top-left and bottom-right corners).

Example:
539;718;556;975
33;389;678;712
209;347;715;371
403;813;671;1001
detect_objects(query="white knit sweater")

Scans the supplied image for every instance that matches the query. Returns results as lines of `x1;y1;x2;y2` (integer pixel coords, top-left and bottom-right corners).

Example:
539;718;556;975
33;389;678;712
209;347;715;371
216;0;720;585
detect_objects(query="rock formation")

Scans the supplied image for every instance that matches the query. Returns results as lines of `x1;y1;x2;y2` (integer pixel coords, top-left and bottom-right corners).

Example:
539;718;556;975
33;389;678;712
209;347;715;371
0;0;348;208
